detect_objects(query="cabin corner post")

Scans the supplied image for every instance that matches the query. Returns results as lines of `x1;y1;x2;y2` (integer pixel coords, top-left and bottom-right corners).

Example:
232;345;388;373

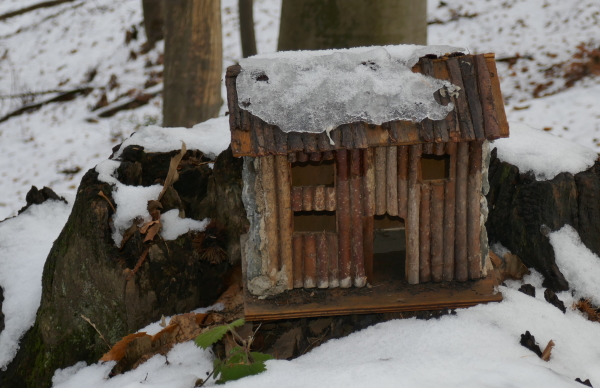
275;154;293;290
350;149;366;287
455;142;469;281
336;149;352;288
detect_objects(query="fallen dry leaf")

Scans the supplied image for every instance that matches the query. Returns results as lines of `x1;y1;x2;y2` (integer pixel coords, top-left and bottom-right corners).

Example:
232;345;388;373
158;142;186;201
541;340;555;361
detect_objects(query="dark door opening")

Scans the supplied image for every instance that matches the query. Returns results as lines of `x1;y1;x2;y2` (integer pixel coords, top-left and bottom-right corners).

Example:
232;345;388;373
372;214;406;284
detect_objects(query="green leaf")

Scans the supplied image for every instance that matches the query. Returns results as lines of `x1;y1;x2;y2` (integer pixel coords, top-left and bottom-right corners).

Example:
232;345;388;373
250;352;274;363
213;358;223;379
216;361;268;384
194;319;245;350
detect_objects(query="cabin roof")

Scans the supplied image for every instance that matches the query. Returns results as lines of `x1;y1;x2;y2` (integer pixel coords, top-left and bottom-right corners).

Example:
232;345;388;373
225;52;509;158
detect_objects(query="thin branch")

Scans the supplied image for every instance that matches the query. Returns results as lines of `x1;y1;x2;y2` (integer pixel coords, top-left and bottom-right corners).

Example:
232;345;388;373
0;0;77;22
80;314;111;349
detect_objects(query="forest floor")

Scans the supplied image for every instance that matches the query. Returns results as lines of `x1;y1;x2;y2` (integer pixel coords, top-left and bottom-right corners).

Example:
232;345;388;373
1;0;600;387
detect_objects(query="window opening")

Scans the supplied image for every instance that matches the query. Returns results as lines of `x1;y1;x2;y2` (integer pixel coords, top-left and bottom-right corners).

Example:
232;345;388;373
291;159;335;186
294;211;336;232
421;154;450;181
373;214;405;284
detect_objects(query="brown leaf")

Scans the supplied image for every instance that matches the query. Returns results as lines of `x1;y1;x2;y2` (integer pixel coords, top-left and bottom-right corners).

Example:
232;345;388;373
100;332;148;362
126;248;150;281
120;220;140;249
139;220;158;235
143;221;161;242
541;340;555;361
147;200;163;221
158;142;186;201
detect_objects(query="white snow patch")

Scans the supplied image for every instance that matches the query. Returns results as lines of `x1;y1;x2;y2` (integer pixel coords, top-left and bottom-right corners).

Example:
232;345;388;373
160;209;209;241
52;341;213;388
112;117;231;160
237;45;463;134
0;200;72;368
493;122;597;180
549;225;600;306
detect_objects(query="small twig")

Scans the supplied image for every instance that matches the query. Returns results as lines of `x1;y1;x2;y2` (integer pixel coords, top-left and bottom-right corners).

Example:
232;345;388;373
126;248;150;281
98;191;116;213
81;315;111;350
195;369;215;387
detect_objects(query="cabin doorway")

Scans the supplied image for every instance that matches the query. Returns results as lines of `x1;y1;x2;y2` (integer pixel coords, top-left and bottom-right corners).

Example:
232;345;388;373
372;214;406;284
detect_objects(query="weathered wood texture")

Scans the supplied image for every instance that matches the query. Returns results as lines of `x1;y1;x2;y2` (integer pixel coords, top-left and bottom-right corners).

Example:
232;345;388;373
443;142;457;281
350;150;366;287
406;144;422;284
386;146;399;216
336;149;352;288
467;141;483;279
419;182;432;282
226;53;508;157
430;182;444;282
375;146;387;215
455;142;469;281
398;145;409;219
275;155;293;289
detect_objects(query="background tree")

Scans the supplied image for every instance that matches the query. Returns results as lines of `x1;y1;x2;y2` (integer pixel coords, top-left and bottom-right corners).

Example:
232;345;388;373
239;0;257;58
163;0;222;127
278;0;427;51
141;0;164;48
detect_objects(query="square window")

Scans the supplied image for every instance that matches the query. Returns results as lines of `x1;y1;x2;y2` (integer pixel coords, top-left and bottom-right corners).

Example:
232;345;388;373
293;211;336;232
291;160;335;187
421;154;449;181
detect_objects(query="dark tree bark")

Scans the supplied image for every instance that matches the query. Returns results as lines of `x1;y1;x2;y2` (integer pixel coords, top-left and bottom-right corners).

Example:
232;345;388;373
163;0;222;127
239;0;257;58
487;148;600;292
277;0;427;51
141;0;164;47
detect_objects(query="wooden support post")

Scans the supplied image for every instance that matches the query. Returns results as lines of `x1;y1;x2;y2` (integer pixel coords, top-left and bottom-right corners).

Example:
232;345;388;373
467;141;483;280
302;186;314;211
336;149;352;288
291;186;303;212
292;234;304;288
328;233;340;288
316;232;329;288
387;146;398;216
350;149;366;287
406;144;422;284
455;142;469;281
304;233;317;288
275;155;293;289
419;183;432;282
443;142;457;281
484;54;509;137
363;148;375;216
430;182;444;282
313;185;326;211
325;187;337;211
261;155;279;280
398;146;409;219
375;146;387;215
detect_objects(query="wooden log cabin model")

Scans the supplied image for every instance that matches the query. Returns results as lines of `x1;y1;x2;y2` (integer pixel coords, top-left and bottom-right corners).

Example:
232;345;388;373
225;45;509;319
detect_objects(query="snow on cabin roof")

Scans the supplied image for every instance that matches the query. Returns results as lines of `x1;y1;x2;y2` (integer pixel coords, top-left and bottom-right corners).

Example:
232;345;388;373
236;45;462;135
225;46;510;157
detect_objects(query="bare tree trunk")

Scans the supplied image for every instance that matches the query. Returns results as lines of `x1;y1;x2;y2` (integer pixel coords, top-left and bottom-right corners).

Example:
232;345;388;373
239;0;257;58
278;0;427;51
163;0;222;128
142;0;164;47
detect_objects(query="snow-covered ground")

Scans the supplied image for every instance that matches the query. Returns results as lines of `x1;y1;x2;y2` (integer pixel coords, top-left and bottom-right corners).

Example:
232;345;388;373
1;0;600;386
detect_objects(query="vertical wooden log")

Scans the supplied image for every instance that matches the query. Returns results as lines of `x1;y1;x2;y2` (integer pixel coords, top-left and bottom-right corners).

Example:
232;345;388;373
419;183;432;282
421;58;449;142
275;155;293;289
433;58;459;141
443;141;457;281
316;232;329;288
350;149;366;287
422;142;433;155
336;149;352;288
328;233;340;288
341;124;354;149
363;148;375;217
485;54;510;137
433;142;445;156
455;141;469;281
310;151;322;162
288;152;297;163
272;126;288;154
325;187;337;211
330;128;342;149
467;141;483;279
322;151;334;160
288;132;304;152
406;144;422;284
352;122;369;148
291;186;303;212
460;56;485;141
375;146;387;215
386;146;398;216
363;216;374;283
304;233;317;288
317;131;332;152
302;133;319;153
262;123;276;154
398;145;409;219
447;57;476;141
252;116;266;155
302;186;314;211
313;185;326;211
475;54;501;140
297;151;309;163
261;155;279;280
430;182;444;282
292;234;304;288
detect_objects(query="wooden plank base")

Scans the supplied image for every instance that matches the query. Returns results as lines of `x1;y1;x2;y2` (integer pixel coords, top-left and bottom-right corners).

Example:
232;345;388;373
244;275;502;321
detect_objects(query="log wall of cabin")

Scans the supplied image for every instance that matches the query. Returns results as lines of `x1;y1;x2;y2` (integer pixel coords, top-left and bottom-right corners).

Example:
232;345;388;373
242;141;488;296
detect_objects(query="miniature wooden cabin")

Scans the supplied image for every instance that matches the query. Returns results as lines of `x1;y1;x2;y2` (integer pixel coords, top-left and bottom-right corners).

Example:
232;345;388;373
225;50;508;318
